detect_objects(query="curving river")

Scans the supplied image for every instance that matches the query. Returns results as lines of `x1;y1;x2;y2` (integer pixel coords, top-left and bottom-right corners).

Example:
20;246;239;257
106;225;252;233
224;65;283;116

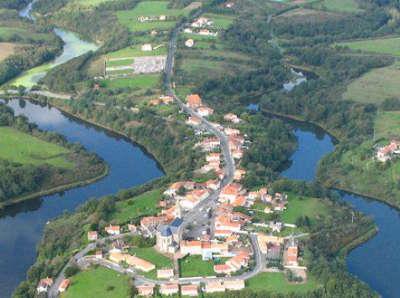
0;99;163;297
282;118;400;298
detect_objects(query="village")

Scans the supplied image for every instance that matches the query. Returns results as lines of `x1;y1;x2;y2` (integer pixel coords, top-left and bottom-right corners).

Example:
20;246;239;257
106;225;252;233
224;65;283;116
38;93;307;297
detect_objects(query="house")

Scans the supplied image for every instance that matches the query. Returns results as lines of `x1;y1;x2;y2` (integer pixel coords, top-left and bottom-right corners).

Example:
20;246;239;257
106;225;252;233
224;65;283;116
109;252;155;272
181;284;198;296
140;215;168;232
160;95;173;104
159;15;167;21
231;195;246;207
37;277;53;293
128;224;137;232
225;128;241;136
95;250;103;259
164;181;195;197
232;149;243;159
186;94;202;108
141;44;153;51
198;137;220;151
186;116;202;126
185;39;195;48
105;225;120;235
199;29;217;36
226;251;250;270
184;28;193;33
206;153;220;162
160;283;179;296
191;17;213;28
197;106;214;117
224;279;245;291
180;240;202;255
214;264;235;274
214;229;233;238
157;268;174;279
205;281;225;293
58;279;70;293
377;140;400;162
137;283;155;296
205;179;220;191
234;169;246;181
284;238;299;266
87;231;98;241
215;215;241;232
180;189;210;209
224;113;241;123
219;183;242;202
257;233;285;254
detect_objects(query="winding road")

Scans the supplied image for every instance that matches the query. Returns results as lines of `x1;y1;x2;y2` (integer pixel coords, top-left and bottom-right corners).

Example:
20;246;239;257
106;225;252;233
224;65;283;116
47;7;265;296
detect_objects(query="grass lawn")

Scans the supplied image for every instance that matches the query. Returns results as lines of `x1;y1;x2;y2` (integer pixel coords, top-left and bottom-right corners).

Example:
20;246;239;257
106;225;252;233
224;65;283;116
324;140;400;207
0;127;73;168
107;44;167;59
374;111;400;139
101;74;160;90
342;61;400;104
179;255;215;277
247;272;320;294
340;37;400;57
203;13;235;30
0;26;52;43
129;247;173;278
110;189;161;223
62;267;131;298
116;1;187;32
319;0;361;12
281;194;329;224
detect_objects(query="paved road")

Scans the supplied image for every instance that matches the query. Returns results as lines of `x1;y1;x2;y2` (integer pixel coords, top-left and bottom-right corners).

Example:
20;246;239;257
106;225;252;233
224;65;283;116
47;8;264;297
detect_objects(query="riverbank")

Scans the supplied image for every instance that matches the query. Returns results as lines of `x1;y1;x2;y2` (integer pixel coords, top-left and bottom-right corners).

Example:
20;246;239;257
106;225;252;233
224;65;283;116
0;164;109;210
338;224;378;257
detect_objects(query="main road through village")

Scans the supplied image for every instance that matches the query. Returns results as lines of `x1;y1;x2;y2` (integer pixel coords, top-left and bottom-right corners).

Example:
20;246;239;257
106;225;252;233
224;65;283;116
48;10;264;297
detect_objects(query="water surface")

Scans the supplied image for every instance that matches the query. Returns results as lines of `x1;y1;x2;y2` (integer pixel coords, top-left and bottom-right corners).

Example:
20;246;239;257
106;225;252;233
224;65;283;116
281;116;400;298
0;99;163;297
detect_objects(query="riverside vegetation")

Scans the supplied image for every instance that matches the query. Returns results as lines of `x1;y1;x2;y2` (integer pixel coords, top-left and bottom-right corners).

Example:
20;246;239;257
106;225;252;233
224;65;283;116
8;0;400;297
0;102;106;206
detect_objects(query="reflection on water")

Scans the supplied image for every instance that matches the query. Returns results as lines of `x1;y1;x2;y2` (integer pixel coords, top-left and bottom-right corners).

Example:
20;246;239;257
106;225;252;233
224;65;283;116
0;99;163;297
281;116;400;298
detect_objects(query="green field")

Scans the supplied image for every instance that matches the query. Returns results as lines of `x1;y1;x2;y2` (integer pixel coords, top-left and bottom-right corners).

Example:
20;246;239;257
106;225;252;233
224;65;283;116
110;189;161;223
62;267;131;298
323;140;400;207
107;44;167;59
101;74;160;90
0;127;73;168
281;194;329;224
343;61;400;104
116;1;187;32
340;37;400;56
0;26;52;43
203;13;235;30
319;0;361;12
374;111;400;139
247;272;320;294
179;255;215;277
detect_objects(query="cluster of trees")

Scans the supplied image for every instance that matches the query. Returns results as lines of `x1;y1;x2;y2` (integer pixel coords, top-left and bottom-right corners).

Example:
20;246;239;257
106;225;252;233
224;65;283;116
0;103;106;203
0;0;29;9
67;90;204;178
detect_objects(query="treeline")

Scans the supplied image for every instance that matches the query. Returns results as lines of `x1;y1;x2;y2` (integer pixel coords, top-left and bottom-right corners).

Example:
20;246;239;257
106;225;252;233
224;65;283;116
0;0;29;9
240;114;296;189
67;90;203;178
0;44;61;86
0;103;106;203
41;52;94;93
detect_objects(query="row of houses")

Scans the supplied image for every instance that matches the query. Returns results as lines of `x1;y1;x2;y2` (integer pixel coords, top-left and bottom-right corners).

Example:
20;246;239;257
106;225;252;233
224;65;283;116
376;139;400;162
137;279;245;296
36;277;70;295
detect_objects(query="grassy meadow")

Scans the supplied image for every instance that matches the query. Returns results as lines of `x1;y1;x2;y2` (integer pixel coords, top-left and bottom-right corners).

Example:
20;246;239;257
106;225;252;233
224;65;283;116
247;272;320;294
319;0;361;13
116;1;187;32
0;42;19;62
101;74;160;90
343;61;400;104
110;189;161;223
179;255;216;277
374;111;400;139
281;194;329;224
340;36;400;57
0;127;73;168
61;267;131;298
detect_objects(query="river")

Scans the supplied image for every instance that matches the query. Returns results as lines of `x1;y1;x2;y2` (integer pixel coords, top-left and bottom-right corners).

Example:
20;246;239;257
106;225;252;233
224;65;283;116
0;99;163;297
281;118;400;298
